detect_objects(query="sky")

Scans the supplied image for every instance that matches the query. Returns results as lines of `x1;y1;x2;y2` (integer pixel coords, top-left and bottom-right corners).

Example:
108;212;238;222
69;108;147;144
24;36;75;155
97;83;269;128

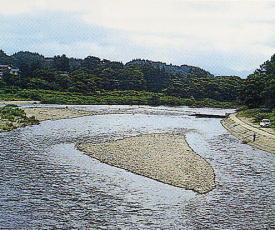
0;0;274;77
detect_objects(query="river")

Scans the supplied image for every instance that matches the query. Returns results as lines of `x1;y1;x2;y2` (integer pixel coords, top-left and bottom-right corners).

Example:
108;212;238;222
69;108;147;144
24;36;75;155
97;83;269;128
0;105;273;229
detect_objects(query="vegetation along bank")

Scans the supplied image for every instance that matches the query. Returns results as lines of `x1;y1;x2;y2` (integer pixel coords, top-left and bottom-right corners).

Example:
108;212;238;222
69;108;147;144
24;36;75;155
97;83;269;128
0;104;39;132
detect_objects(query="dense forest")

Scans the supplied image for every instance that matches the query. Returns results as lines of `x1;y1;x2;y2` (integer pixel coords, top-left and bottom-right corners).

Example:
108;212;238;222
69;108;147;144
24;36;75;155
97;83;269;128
240;55;275;109
0;50;274;108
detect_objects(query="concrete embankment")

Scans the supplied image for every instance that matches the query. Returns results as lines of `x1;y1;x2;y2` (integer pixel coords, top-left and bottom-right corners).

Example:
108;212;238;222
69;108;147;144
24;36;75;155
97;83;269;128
77;133;216;194
222;113;275;153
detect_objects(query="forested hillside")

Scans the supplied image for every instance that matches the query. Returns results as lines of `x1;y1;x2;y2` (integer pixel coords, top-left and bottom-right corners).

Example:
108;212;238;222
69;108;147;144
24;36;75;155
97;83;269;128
240;54;275;109
0;50;274;108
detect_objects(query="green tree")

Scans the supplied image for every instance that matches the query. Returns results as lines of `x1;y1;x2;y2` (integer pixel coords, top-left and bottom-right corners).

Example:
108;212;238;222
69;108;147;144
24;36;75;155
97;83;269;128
53;54;70;71
117;67;145;90
240;54;275;108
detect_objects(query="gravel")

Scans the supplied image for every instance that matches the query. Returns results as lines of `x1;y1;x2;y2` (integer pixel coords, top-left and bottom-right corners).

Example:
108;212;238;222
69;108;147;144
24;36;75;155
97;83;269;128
77;133;216;194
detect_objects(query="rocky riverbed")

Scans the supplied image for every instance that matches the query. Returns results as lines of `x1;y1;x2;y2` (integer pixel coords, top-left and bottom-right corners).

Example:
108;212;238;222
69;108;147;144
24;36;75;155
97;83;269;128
78;133;216;194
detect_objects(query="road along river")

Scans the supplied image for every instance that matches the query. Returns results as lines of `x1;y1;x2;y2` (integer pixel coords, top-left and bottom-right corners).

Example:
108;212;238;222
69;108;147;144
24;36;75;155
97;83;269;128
0;105;273;229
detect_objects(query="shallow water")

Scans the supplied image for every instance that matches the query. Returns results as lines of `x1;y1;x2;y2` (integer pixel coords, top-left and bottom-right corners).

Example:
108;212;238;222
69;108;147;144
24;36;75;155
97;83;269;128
0;106;273;229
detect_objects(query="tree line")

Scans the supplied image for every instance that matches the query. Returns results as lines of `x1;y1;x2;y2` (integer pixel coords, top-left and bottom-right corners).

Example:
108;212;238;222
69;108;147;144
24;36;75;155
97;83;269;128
0;50;274;108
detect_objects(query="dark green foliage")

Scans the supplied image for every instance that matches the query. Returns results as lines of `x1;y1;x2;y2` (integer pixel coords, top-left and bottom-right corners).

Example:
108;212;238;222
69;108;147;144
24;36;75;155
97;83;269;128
0;49;273;109
116;67;145;90
240;55;275;108
126;59;214;92
166;75;243;101
149;95;161;106
0;89;238;108
70;70;98;93
2;72;23;87
0;50;218;98
127;59;213;78
53;54;70;71
0;50;14;64
12;51;46;73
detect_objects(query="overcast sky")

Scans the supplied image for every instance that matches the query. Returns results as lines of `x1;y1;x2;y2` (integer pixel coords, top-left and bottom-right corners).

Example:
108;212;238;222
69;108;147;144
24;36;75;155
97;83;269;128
0;0;274;77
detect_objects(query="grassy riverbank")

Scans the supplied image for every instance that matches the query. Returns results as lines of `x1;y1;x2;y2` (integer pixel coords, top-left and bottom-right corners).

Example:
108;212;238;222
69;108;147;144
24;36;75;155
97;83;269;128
0;89;237;108
0;105;39;132
237;108;275;130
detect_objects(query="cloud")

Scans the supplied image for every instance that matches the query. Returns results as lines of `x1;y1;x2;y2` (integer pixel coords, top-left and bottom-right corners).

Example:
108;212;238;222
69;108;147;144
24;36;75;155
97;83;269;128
0;0;274;77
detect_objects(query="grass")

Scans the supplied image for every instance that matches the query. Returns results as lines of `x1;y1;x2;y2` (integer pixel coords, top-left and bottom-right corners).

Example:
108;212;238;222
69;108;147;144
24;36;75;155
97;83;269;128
0;104;39;132
237;108;275;129
0;89;31;101
0;89;238;108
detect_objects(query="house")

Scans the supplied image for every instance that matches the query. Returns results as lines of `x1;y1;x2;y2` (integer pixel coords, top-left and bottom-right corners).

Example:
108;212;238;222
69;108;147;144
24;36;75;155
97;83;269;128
0;65;20;78
10;68;20;75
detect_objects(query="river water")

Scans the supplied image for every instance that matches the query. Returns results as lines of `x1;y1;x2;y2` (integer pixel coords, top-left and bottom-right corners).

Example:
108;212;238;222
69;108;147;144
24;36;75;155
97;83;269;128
0;105;273;229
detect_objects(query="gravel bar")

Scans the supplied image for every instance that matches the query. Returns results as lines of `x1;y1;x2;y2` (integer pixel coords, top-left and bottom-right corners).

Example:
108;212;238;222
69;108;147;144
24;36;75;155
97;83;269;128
77;133;216;194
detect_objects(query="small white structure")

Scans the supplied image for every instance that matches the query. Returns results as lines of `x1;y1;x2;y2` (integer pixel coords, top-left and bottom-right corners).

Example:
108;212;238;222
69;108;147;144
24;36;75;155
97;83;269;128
0;65;20;78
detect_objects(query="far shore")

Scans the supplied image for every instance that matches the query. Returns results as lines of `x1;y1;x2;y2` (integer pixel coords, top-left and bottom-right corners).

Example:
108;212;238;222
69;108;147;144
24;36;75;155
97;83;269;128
77;133;216;194
0;100;40;105
23;107;100;121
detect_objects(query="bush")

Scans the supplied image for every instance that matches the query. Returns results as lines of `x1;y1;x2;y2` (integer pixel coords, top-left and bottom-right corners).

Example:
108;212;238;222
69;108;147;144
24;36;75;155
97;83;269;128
0;105;39;132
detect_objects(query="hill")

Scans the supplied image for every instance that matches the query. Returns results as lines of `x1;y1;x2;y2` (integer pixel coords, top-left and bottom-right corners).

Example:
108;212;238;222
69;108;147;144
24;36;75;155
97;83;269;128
126;59;214;78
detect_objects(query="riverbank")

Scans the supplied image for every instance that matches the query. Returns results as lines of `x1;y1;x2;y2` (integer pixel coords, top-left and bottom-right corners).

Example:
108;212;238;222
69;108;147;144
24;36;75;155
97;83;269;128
77;133;216;194
0;89;238;108
0;105;39;132
222;113;275;153
22;106;137;121
23;107;100;121
0;100;115;121
0;100;40;106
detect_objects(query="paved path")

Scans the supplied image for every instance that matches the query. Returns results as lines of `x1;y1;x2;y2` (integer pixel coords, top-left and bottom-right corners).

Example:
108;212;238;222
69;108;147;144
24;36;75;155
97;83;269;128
230;114;275;138
222;113;275;153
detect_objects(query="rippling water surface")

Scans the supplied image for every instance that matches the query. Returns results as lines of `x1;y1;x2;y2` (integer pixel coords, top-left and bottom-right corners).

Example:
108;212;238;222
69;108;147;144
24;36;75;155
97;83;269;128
0;105;273;229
